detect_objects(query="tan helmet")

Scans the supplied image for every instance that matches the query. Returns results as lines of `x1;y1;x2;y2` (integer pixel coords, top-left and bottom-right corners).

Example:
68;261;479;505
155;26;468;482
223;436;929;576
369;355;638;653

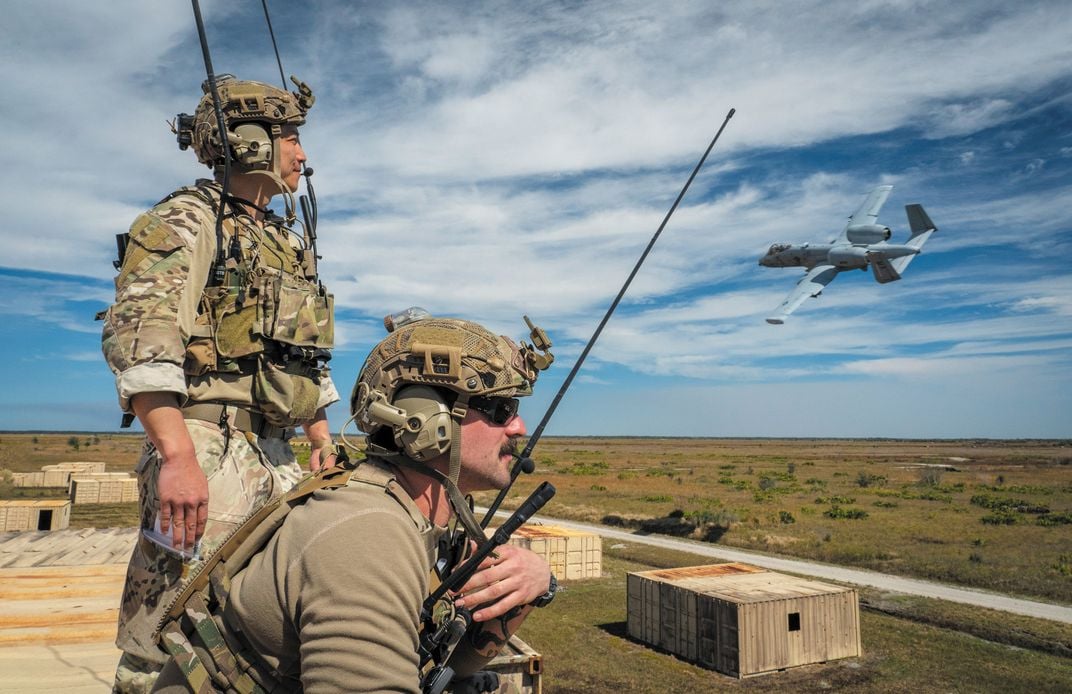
350;311;553;462
184;74;315;174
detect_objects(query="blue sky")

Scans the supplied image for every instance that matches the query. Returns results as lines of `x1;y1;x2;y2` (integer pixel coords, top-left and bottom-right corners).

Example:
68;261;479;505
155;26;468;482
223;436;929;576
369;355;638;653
2;1;1070;438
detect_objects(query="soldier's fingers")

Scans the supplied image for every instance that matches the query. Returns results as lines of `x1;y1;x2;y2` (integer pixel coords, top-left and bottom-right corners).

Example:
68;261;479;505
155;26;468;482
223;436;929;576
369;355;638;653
195;504;208;542
170;510;186;548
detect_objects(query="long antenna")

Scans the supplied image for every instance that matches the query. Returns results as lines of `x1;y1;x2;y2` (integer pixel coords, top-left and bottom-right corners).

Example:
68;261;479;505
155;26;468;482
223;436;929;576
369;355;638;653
481;108;736;528
190;0;231;285
261;0;287;89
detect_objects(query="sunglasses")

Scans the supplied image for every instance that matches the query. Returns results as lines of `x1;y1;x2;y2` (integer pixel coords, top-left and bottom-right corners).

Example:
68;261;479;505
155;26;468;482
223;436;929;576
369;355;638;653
468;396;520;425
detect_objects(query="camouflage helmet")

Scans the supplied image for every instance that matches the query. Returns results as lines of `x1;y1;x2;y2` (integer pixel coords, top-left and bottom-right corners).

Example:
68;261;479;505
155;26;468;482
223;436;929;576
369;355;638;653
189;74;315;171
350;310;553;461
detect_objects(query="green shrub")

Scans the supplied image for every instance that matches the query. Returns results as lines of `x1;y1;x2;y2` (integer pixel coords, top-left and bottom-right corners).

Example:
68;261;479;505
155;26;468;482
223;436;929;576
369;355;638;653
856;472;887;488
564;461;609;476
815;495;856;505
981;511;1018;525
778;511;796;524
970;493;1049;514
642;494;672;503
824;506;868;520
1036;512;1072;527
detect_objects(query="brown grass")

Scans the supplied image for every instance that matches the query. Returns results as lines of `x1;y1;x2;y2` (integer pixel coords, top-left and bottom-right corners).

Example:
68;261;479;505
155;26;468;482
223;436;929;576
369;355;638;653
475;437;1072;604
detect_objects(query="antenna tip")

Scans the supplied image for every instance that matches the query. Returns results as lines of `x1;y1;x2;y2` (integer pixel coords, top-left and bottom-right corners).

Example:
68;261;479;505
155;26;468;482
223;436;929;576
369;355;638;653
727;108;736;118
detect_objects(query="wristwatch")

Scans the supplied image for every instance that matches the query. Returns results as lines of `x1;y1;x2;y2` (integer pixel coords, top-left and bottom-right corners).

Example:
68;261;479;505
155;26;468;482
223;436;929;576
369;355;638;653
530;573;558;608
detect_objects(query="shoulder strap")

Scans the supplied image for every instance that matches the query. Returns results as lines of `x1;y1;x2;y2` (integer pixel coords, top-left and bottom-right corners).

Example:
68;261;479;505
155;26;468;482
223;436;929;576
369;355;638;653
159;464;354;627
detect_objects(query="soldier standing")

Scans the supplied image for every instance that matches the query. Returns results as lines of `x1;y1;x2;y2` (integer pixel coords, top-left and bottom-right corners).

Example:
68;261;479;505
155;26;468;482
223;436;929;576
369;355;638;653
100;75;340;692
152;314;559;693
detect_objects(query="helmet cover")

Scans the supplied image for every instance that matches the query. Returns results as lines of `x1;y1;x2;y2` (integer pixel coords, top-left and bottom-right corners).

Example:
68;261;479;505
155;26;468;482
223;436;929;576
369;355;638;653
190;74;315;170
351;316;551;442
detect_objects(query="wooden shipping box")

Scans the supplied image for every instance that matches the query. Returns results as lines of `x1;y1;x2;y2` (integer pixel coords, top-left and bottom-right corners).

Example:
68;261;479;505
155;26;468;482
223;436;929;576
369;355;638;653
0;499;72;532
505;524;602;580
627;563;860;678
487;634;543;694
70;477;138;505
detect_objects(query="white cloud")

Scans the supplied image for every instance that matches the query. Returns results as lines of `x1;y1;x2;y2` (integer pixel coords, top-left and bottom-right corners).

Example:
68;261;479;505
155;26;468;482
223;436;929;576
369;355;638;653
2;1;1071;437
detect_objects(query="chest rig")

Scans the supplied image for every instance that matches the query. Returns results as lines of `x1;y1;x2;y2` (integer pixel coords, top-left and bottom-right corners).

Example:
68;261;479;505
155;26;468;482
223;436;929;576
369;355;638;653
176;182;335;427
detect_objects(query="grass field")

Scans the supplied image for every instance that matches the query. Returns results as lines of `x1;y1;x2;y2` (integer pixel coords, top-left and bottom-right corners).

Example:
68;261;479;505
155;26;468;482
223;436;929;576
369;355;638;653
2;433;1070;689
471;437;1072;604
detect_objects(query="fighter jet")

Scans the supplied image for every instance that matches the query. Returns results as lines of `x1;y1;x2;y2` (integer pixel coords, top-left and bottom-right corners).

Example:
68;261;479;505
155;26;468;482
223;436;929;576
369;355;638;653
759;185;937;324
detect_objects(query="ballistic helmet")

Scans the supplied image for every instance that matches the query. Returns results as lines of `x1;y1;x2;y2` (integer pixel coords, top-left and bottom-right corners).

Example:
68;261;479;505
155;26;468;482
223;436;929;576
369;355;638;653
350;310;553;463
178;74;315;173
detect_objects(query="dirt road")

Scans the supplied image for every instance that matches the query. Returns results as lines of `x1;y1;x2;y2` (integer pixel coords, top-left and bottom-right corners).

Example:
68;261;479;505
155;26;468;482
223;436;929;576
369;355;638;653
530;514;1072;624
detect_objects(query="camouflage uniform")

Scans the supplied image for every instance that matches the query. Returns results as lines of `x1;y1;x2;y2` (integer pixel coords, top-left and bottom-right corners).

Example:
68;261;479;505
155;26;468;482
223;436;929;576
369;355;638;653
100;179;338;693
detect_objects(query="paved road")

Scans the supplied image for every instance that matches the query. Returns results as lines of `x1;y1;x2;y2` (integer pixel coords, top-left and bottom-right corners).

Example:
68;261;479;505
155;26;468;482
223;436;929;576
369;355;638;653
518;513;1072;625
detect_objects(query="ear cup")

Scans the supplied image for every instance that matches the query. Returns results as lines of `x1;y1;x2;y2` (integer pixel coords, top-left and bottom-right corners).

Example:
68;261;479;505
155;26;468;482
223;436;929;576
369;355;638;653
230;122;273;169
392;385;452;460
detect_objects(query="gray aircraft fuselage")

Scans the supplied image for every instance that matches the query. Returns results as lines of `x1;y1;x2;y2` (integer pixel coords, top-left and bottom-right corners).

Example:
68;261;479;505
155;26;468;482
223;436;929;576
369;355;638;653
759;240;920;271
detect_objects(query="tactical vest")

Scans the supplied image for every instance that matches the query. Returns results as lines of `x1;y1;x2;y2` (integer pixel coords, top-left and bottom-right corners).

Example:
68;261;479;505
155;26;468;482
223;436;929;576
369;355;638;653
156;460;423;693
188;182;330;426
165;182;335;426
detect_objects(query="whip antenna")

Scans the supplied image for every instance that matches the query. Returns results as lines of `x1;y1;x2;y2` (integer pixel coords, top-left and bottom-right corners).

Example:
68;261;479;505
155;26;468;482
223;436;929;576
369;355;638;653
190;0;232;285
261;0;288;89
481;108;736;528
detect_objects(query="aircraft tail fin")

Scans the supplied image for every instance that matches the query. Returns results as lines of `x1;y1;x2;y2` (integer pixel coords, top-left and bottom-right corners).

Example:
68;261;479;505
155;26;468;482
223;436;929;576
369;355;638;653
871;256;902;284
905;204;937;245
889;204;938;274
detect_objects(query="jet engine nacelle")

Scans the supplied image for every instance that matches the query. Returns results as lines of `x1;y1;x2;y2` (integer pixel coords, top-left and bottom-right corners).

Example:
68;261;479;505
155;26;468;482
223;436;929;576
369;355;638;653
845;224;892;244
828;245;869;269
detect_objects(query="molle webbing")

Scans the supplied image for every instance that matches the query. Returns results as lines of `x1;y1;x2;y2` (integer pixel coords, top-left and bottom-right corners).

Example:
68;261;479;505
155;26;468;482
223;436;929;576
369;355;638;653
157;465;356;693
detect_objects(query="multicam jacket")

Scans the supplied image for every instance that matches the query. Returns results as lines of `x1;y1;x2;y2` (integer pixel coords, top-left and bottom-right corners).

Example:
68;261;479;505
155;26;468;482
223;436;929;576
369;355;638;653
101;179;338;425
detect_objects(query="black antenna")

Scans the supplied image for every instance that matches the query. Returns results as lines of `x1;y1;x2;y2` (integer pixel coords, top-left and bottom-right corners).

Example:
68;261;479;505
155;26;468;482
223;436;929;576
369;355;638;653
190;0;231;285
261;0;287;89
260;0;318;274
481;108;737;528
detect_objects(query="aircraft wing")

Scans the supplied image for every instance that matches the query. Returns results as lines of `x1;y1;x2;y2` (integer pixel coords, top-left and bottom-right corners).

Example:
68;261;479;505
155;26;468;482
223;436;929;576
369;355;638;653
836;185;893;242
766;264;841;324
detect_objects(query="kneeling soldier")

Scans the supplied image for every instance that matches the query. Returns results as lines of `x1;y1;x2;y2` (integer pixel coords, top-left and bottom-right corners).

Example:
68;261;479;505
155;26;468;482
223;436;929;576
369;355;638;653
153;312;559;693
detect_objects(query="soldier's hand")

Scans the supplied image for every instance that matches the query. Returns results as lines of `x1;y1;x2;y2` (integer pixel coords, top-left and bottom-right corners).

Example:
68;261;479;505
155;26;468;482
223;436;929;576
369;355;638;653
157;450;209;551
454;545;551;622
308;441;337;473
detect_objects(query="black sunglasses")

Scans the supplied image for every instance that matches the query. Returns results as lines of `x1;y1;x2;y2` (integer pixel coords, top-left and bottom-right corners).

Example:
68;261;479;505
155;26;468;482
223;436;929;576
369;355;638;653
468;396;520;425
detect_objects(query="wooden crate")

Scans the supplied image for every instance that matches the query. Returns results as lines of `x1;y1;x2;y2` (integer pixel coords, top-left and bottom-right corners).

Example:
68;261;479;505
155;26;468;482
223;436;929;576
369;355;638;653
44;462;107;473
0;500;71;532
12;470;71;488
506;524;601;580
70;477;137;505
486;634;542;694
627;563;860;678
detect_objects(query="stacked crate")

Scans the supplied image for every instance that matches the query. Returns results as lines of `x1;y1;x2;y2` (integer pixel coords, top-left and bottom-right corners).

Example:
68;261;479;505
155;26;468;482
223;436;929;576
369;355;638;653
69;474;138;504
506;524;602;580
627;563;860;678
13;462;108;488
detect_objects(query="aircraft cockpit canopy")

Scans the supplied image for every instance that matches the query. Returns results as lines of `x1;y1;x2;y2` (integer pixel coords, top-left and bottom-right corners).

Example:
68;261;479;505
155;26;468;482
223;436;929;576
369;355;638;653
766;243;792;255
